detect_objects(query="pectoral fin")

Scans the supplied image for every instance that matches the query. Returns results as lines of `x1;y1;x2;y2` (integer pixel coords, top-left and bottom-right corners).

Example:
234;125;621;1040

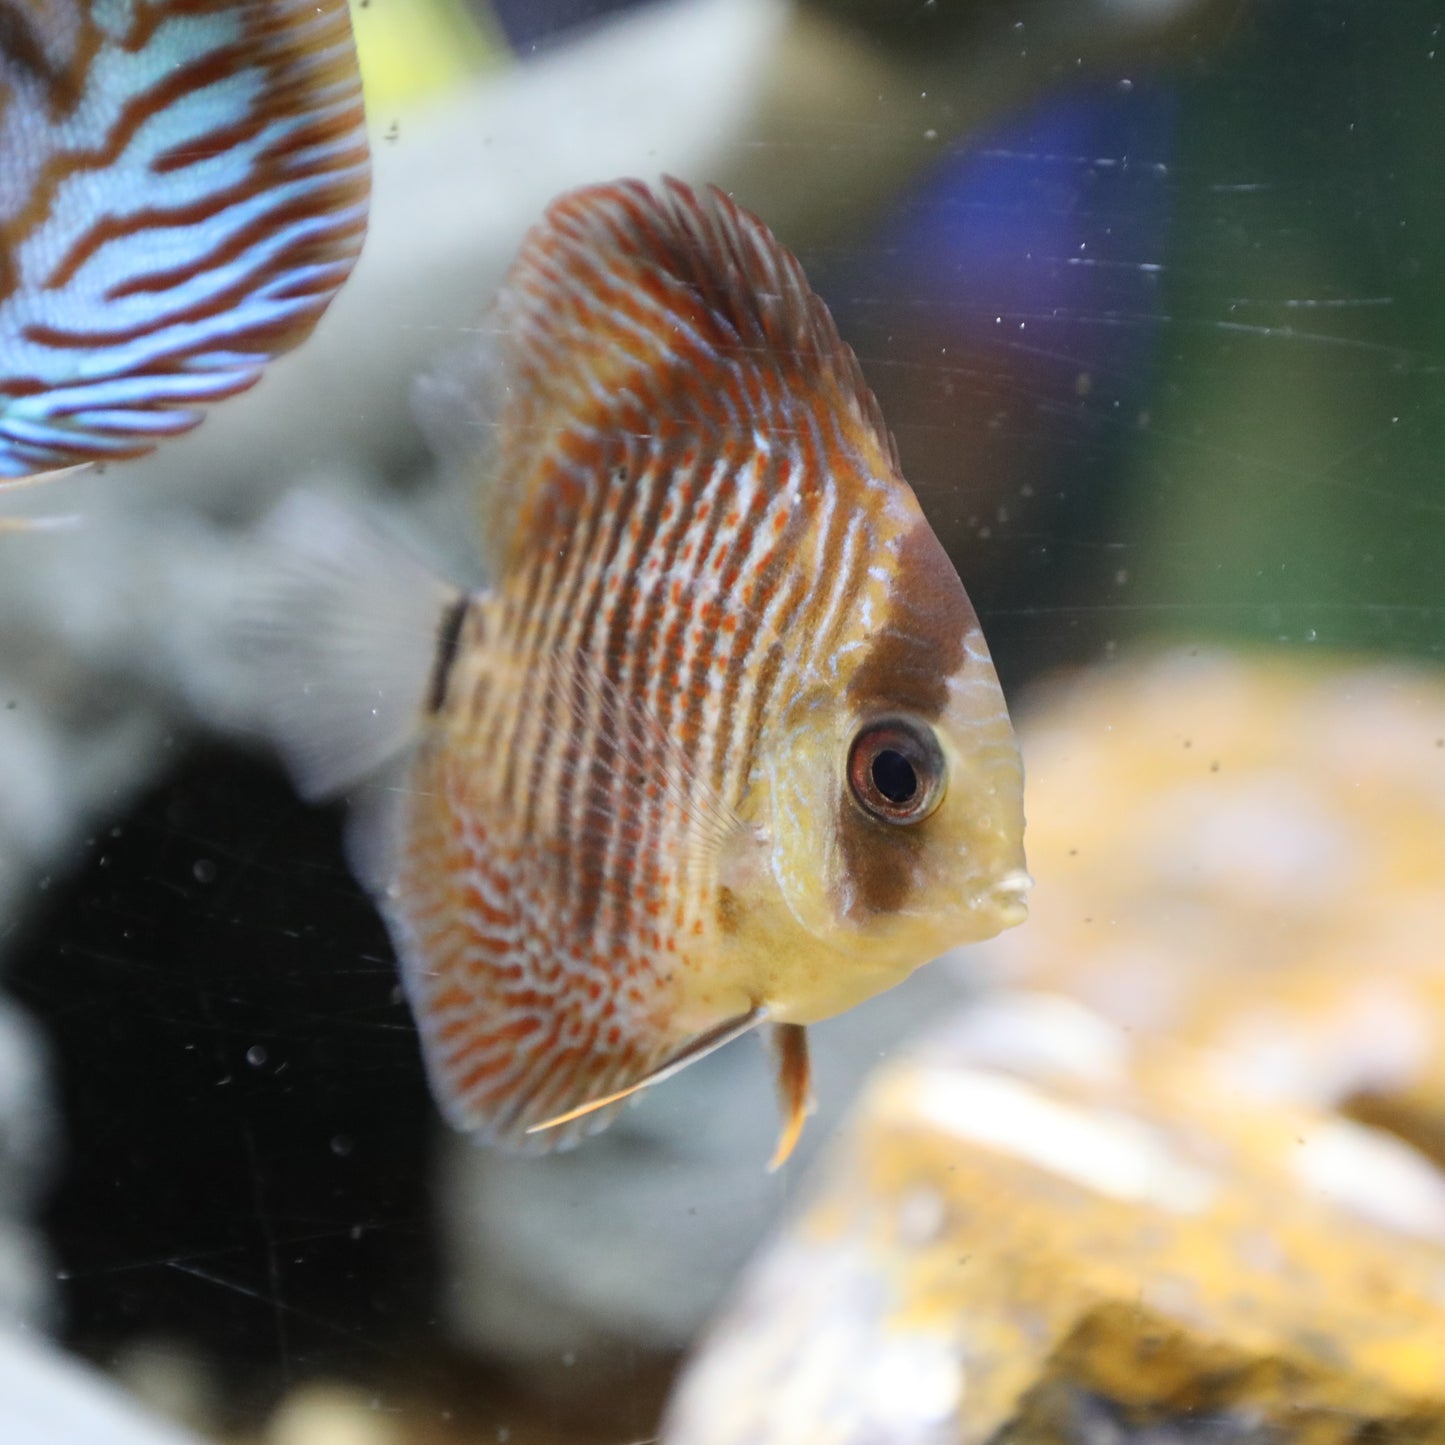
234;490;461;801
767;1023;812;1171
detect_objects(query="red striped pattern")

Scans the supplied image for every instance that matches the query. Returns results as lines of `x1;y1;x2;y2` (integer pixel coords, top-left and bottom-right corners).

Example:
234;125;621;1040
389;180;1019;1146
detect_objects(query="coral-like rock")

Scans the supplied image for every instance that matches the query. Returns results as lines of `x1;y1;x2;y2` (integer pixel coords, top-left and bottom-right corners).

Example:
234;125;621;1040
978;648;1445;1164
663;993;1445;1445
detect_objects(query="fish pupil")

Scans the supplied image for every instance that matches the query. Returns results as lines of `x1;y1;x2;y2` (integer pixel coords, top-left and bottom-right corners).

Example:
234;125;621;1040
848;718;945;825
871;749;917;804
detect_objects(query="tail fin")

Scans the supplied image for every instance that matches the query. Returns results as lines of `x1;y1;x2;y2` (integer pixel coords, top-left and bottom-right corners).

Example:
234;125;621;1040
234;490;460;801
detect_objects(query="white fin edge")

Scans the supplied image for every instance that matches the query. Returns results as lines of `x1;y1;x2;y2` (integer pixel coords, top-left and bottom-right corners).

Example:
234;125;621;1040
235;490;460;800
523;1005;766;1137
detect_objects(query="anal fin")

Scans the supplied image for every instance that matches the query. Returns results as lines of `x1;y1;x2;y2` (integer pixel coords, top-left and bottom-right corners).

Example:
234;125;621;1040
524;1006;765;1138
392;745;765;1154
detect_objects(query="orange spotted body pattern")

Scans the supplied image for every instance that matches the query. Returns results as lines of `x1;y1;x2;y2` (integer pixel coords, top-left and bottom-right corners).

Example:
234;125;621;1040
247;178;1027;1159
380;179;1028;1153
401;438;898;1139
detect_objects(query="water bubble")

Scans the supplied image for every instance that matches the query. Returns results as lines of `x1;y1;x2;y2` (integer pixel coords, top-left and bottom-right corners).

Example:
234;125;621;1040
245;1045;268;1068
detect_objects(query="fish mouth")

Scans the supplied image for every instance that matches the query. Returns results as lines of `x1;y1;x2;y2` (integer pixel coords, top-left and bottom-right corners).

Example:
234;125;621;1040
994;868;1033;898
986;867;1033;925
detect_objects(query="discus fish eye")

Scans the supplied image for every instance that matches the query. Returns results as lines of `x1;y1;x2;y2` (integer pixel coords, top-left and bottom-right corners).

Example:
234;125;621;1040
847;719;946;825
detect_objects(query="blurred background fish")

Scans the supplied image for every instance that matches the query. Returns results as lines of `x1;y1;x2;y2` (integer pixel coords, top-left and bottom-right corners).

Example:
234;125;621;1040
0;0;369;482
241;178;1029;1167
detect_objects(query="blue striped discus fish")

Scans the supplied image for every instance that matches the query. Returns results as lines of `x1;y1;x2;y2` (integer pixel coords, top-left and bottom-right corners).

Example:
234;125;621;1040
0;0;369;479
246;178;1029;1166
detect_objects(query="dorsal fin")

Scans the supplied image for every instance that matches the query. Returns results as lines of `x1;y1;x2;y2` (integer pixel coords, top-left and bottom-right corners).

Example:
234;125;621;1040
413;176;900;578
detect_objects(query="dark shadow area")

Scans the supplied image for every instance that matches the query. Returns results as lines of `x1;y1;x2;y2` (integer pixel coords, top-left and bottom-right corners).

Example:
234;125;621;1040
7;748;439;1397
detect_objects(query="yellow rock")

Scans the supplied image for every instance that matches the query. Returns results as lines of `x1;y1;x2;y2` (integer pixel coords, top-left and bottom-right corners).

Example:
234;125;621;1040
663;994;1445;1444
666;647;1445;1442
981;647;1445;1164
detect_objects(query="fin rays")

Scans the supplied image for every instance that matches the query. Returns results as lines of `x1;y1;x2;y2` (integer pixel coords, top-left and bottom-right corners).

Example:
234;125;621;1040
412;176;899;577
524;1006;765;1138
